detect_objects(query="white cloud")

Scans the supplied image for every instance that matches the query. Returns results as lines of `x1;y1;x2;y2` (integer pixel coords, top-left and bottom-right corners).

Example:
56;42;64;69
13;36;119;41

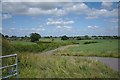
10;27;15;30
2;2;118;19
109;18;118;23
47;21;61;25
2;14;12;19
88;26;99;29
86;8;118;19
46;19;74;25
56;26;62;28
101;2;113;8
20;27;45;32
66;3;89;14
63;26;72;29
2;2;64;16
3;0;71;2
64;21;74;24
56;25;72;29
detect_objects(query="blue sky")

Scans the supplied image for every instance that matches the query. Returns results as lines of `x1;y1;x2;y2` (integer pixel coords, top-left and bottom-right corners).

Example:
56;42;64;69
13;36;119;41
2;1;118;37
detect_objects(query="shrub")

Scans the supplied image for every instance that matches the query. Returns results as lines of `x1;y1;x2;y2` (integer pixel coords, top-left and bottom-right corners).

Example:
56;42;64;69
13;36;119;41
84;41;98;44
61;35;69;40
12;44;45;52
30;33;41;42
2;38;15;55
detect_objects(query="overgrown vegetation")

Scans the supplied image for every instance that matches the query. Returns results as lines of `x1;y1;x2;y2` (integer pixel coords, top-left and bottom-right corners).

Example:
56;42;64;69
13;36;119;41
2;38;74;55
2;38;15;55
2;53;120;78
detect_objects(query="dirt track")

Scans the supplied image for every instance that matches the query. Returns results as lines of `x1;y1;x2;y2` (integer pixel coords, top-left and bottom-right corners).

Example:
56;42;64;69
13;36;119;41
41;45;79;55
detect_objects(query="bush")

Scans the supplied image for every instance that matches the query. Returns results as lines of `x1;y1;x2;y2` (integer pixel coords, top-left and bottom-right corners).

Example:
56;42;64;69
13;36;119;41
12;44;46;52
61;35;69;40
2;38;15;55
84;41;98;44
30;33;41;42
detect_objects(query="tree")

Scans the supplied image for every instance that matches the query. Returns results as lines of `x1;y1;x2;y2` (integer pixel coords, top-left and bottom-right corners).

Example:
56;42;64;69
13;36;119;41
5;35;9;38
76;36;82;40
84;35;90;40
61;35;69;40
30;33;41;42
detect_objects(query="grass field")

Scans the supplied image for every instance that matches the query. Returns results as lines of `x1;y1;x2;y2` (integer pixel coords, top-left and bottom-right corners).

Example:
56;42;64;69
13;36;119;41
54;39;119;58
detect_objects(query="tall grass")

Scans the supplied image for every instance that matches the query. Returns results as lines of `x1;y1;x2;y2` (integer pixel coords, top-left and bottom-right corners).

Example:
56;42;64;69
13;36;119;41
17;53;120;78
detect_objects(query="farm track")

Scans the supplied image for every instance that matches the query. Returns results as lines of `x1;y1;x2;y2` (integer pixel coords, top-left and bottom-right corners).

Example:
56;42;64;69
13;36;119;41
41;44;79;55
78;56;120;73
40;44;120;73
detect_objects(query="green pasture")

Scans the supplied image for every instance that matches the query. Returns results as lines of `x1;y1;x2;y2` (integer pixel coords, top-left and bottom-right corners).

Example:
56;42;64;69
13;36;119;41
54;39;119;58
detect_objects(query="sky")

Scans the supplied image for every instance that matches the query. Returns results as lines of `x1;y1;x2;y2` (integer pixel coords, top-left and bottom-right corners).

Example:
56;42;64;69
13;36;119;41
1;0;119;37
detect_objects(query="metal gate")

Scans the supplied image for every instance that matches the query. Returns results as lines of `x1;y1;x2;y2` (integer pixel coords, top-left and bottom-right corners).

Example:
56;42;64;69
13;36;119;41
0;54;18;79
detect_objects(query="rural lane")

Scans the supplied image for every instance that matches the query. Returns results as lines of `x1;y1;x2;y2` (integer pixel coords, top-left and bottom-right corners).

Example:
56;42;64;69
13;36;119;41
40;44;120;73
81;56;120;73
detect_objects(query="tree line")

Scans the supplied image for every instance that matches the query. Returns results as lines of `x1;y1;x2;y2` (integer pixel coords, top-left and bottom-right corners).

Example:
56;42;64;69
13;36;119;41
0;33;120;42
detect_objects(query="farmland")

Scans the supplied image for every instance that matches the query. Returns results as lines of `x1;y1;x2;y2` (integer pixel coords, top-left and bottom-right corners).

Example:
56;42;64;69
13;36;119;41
54;39;119;58
1;36;120;78
1;1;120;79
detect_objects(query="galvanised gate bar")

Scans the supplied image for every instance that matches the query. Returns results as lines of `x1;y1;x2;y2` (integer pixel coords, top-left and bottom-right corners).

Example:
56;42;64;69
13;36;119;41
0;54;18;79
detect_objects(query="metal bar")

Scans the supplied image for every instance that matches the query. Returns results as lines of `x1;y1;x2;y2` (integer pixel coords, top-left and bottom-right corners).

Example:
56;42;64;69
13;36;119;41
0;54;18;79
0;54;17;59
0;64;17;70
16;54;18;80
2;73;17;79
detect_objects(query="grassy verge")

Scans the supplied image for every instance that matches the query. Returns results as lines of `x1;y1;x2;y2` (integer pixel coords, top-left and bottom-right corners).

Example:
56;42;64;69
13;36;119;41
3;53;120;78
54;40;119;58
2;38;75;55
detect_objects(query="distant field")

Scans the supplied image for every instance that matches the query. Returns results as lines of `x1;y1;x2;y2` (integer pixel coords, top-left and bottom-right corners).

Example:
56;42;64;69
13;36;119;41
53;39;119;58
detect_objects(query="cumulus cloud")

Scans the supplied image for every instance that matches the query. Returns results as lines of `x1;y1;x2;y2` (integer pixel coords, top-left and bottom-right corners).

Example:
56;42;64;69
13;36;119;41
46;18;74;25
63;26;72;29
46;17;74;29
56;25;72;29
3;0;71;2
66;3;89;14
101;2;113;8
2;14;12;19
88;26;99;29
2;2;118;18
109;18;118;23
